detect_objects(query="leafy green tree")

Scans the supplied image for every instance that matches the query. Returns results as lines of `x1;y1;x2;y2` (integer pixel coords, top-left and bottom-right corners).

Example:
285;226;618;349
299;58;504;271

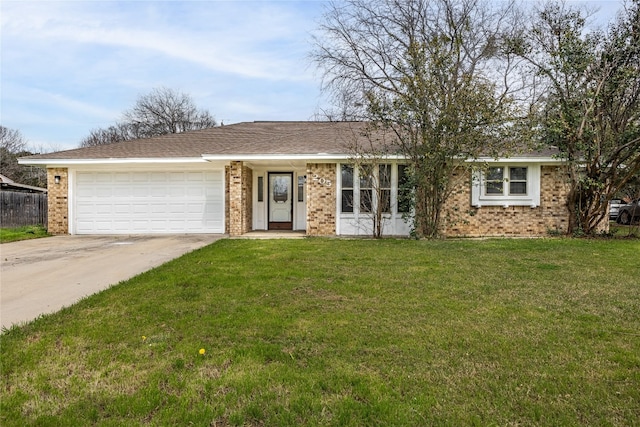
509;0;640;234
312;0;522;237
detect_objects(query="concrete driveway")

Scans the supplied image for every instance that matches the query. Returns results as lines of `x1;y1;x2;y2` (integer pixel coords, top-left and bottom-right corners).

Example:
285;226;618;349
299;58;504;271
0;234;223;330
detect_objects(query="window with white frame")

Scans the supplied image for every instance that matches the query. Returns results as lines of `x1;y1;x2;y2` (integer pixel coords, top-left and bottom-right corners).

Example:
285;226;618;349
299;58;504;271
298;175;305;202
485;166;528;196
340;163;399;214
472;164;541;208
508;167;528;195
379;164;391;213
359;164;374;213
397;164;411;213
357;164;392;214
341;164;354;213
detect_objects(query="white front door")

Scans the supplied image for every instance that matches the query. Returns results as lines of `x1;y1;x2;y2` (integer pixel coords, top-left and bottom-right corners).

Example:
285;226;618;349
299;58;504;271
268;172;293;230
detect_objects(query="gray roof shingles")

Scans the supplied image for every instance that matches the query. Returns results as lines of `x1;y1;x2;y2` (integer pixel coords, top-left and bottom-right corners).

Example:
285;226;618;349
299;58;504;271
21;121;558;161
23;121;370;160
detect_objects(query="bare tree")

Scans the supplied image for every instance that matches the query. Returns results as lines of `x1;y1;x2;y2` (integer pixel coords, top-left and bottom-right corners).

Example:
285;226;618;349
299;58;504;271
79;87;217;147
0;126;27;154
123;87;217;138
312;0;523;238
1;126;28;183
0;126;47;187
79;123;133;148
313;90;368;122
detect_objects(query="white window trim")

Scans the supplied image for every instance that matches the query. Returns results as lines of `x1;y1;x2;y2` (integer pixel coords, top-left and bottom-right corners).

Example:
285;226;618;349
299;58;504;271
472;164;541;208
338;163;400;217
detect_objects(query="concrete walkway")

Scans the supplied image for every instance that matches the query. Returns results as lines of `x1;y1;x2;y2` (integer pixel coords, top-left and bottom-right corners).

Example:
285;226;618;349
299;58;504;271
0;234;223;330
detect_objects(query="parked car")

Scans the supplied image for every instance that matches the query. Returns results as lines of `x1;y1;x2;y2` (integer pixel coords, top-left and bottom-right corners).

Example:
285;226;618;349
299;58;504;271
609;199;625;220
616;199;640;225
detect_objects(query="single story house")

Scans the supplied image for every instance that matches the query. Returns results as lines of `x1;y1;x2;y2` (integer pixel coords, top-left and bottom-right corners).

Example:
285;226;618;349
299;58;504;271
20;121;569;237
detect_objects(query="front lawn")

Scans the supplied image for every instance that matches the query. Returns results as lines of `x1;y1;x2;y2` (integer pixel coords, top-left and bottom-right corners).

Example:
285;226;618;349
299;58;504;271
1;238;639;426
610;221;639;238
0;225;49;243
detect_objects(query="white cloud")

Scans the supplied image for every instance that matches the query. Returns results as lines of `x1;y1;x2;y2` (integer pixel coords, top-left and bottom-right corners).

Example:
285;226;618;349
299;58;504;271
0;1;325;149
3;0;624;152
1;1;318;81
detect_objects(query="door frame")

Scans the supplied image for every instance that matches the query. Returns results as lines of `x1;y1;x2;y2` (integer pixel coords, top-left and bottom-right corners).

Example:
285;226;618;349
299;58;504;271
268;172;294;230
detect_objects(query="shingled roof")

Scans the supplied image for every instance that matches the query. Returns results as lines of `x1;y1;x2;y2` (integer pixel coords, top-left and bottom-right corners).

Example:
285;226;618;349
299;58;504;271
21;120;559;162
22;121;375;160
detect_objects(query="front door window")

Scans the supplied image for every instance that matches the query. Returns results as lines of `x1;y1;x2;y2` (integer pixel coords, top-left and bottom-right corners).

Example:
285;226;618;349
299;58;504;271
268;173;293;230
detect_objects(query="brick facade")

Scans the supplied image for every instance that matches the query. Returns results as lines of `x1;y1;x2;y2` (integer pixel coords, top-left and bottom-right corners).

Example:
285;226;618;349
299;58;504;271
443;165;570;237
226;161;253;236
306;163;336;236
43;162;574;238
47;168;69;234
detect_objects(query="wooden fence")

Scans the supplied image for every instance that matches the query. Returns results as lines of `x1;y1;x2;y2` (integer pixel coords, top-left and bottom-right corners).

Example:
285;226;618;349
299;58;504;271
0;191;48;228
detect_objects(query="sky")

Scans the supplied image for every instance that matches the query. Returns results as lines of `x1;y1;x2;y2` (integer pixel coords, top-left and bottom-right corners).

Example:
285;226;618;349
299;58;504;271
0;0;626;152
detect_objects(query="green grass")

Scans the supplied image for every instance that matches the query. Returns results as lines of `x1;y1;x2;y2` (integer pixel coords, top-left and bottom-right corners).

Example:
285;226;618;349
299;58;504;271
1;238;639;426
0;225;49;243
610;221;639;238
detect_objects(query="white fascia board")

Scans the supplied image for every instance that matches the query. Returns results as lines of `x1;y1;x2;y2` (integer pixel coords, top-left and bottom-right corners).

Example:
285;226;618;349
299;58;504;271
467;156;562;164
202;154;349;162
201;153;408;162
18;157;208;166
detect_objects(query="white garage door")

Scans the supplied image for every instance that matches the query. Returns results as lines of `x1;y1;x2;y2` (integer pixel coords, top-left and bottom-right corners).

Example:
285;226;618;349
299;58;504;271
75;170;224;234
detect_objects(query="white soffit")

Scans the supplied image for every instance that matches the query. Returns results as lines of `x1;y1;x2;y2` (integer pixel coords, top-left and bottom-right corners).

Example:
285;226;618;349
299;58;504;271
18;157;209;166
468;156;562;164
201;153;407;162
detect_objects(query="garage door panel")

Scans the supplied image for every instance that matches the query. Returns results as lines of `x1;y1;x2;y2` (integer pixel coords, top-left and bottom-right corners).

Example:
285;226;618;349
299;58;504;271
167;204;184;214
167;187;184;197
95;220;115;231
112;220;132;230
131;203;149;214
93;203;114;214
114;203;130;214
150;172;167;182
75;170;224;234
148;187;165;197
131;220;150;231
185;187;202;197
76;186;97;197
94;173;113;183
113;173;131;183
95;187;112;197
132;187;148;197
76;202;96;214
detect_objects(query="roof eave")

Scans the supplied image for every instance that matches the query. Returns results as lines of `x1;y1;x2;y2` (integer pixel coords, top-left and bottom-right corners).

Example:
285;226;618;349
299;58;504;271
201;153;408;162
0;182;48;193
18;157;209;166
468;156;563;164
18;154;562;167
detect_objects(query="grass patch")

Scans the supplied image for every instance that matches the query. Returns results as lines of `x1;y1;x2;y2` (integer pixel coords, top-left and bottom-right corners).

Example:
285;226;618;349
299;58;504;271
610;221;640;238
0;225;49;243
1;238;639;425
